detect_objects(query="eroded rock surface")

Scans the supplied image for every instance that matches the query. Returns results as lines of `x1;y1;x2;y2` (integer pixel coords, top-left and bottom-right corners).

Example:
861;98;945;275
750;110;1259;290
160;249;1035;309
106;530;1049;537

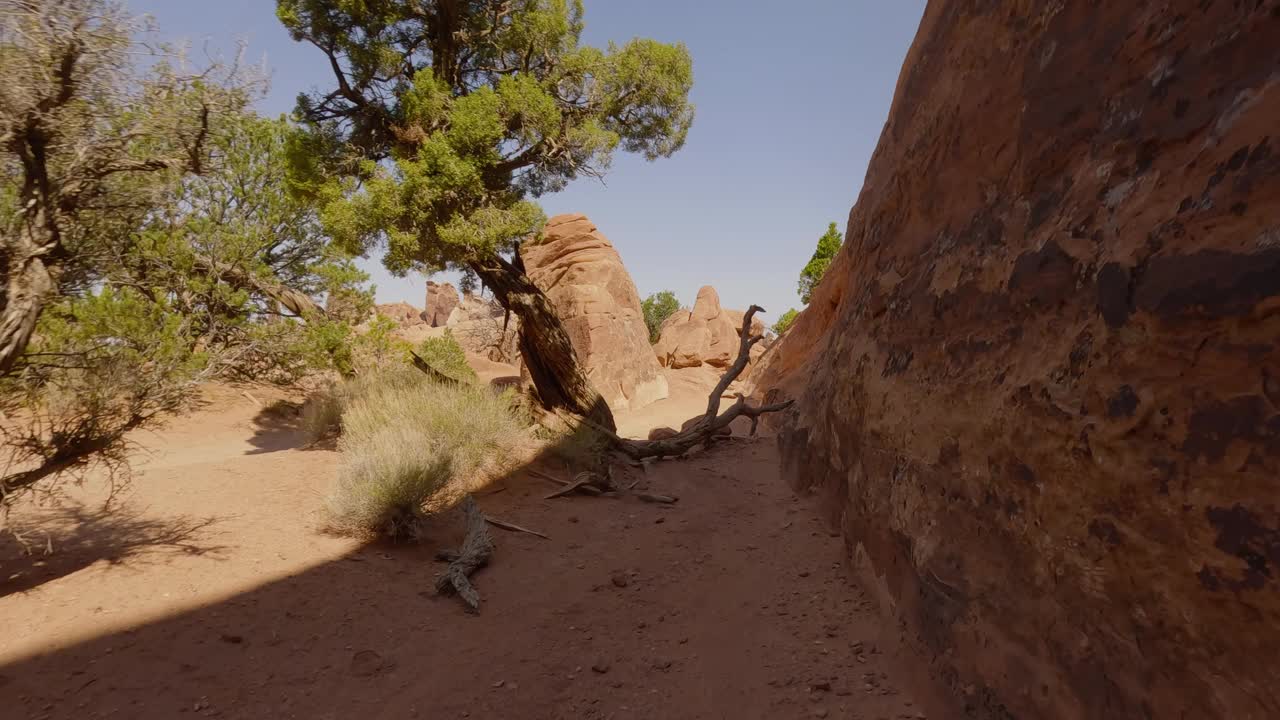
523;213;667;412
653;286;742;369
446;293;518;363
423;281;459;327
754;3;1280;719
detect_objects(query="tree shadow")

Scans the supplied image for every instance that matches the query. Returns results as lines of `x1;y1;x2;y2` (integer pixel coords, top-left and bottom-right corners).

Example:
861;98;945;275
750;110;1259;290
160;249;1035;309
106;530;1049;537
244;399;308;455
0;398;821;719
1;503;227;599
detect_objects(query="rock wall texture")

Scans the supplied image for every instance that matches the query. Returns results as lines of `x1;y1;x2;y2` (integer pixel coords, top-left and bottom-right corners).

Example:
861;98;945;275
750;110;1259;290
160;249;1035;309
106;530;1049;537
524;214;668;412
754;2;1280;719
423;281;459;327
446;293;519;363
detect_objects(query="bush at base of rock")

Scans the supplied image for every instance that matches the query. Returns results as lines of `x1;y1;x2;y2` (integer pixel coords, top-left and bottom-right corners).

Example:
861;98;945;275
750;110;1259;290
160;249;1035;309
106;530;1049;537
416;330;478;383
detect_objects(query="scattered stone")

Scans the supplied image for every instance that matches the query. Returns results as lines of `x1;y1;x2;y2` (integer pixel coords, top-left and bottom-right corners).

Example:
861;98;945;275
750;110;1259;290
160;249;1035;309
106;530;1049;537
350;650;388;677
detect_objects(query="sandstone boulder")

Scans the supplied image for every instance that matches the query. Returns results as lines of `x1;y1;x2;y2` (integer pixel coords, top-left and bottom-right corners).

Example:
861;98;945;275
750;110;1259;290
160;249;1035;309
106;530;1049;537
423;281;459;327
445;293;518;363
373;302;424;327
653;286;741;369
522;214;668;412
754;4;1280;719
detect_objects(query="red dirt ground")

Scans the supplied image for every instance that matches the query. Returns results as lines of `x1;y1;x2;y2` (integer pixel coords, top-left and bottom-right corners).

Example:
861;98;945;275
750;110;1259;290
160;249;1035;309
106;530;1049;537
1;382;945;719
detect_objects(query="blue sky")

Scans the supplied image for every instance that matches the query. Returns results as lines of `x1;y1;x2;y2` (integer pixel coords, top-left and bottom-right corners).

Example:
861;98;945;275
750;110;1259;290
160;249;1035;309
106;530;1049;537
131;1;925;320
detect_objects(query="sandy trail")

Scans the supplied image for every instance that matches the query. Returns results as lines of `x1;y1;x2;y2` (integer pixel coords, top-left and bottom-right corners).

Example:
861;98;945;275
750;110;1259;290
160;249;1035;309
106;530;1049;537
0;383;938;720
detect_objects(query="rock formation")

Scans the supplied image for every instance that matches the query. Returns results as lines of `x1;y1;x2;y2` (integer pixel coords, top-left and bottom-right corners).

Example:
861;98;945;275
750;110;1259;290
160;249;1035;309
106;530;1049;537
753;3;1280;719
373;302;425;327
423;281;459;327
446;293;519;363
653;286;748;370
522;214;668;412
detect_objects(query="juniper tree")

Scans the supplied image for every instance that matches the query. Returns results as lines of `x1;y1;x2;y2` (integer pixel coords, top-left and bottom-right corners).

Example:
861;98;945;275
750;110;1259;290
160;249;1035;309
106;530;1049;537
0;0;250;375
278;0;695;430
641;290;679;344
798;222;842;305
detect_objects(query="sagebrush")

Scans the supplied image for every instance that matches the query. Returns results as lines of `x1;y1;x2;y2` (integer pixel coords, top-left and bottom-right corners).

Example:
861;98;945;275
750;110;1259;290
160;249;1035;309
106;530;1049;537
323;368;528;539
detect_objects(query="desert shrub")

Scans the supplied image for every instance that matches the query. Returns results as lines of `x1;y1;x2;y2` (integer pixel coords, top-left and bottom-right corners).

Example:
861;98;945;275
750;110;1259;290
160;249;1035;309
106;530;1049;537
323;368;527;539
1;288;209;503
347;315;415;374
416;330;477;383
301;386;345;440
772;308;800;336
641;291;681;343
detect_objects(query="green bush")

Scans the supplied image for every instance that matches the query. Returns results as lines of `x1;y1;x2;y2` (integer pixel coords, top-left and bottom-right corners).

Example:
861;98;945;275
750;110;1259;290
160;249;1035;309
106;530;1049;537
323;368;527;540
641;290;680;343
773;308;799;336
416;330;477;383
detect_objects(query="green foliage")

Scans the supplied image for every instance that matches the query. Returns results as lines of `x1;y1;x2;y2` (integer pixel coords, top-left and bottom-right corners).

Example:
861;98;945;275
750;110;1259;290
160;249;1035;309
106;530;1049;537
322;367;528;539
417;330;478;383
798;222;843;305
641;290;680;343
279;0;695;279
773;308;799;336
1;287;212;501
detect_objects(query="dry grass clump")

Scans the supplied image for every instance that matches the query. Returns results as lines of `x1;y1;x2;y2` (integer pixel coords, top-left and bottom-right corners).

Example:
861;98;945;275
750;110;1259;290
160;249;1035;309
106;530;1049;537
322;368;528;539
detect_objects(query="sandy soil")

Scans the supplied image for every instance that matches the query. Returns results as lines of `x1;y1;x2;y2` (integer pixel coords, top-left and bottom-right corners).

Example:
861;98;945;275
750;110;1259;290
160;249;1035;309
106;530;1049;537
0;381;943;720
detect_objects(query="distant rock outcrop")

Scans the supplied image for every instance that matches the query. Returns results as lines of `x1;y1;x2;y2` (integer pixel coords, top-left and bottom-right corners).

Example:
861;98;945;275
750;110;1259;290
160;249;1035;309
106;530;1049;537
446;293;518;364
373;302;425;327
652;286;742;370
753;3;1280;719
523;214;668;412
423;281;459;327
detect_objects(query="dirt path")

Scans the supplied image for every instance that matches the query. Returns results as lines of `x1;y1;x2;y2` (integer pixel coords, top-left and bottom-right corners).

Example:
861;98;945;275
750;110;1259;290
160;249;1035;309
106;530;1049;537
1;386;939;720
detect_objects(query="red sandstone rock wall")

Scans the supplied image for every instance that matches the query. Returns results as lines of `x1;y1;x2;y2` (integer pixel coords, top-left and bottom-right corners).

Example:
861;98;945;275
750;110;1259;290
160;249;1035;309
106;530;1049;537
756;2;1280;718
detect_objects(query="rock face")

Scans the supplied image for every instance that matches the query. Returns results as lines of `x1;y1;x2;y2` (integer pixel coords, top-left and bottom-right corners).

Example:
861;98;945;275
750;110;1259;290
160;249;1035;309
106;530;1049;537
373;302;424;327
653;286;742;369
754;4;1280;719
423;281;459;327
523;214;668;412
445;293;519;363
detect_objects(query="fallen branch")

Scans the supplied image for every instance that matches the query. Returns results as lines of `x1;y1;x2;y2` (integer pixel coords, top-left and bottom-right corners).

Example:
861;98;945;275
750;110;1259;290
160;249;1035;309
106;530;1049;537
434;495;494;612
544;471;610;500
610;305;793;460
410;351;461;385
529;468;569;486
636;492;678;504
485;515;550;540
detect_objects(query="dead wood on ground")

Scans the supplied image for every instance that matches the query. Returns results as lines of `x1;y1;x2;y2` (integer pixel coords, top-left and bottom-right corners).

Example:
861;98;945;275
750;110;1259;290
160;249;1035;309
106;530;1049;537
434;495;494;612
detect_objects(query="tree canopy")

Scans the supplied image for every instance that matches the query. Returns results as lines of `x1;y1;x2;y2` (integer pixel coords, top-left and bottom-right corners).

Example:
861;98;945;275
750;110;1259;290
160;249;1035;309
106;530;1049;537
641;290;679;343
798;222;842;305
278;0;695;277
278;0;695;427
772;308;798;336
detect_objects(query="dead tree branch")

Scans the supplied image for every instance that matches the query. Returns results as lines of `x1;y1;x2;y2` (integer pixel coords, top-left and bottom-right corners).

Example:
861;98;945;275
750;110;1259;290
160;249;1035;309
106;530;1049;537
434;495;494;612
409;351;461;385
605;305;793;460
484;515;550;539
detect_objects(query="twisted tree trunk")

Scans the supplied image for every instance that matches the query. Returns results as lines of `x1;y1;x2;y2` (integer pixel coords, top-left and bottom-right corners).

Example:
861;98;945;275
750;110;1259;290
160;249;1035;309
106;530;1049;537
469;253;617;433
0;245;55;377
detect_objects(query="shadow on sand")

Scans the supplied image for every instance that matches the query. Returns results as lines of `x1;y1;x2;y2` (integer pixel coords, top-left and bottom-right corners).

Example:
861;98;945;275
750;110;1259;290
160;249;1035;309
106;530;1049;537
1;503;226;599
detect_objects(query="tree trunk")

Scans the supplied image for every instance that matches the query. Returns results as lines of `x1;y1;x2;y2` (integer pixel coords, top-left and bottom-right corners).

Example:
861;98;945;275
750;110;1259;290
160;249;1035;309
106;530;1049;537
0;249;55;377
469;253;616;433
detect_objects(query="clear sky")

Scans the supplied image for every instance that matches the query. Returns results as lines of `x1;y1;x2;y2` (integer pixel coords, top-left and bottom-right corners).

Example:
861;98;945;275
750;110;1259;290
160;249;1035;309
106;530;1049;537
130;1;925;321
